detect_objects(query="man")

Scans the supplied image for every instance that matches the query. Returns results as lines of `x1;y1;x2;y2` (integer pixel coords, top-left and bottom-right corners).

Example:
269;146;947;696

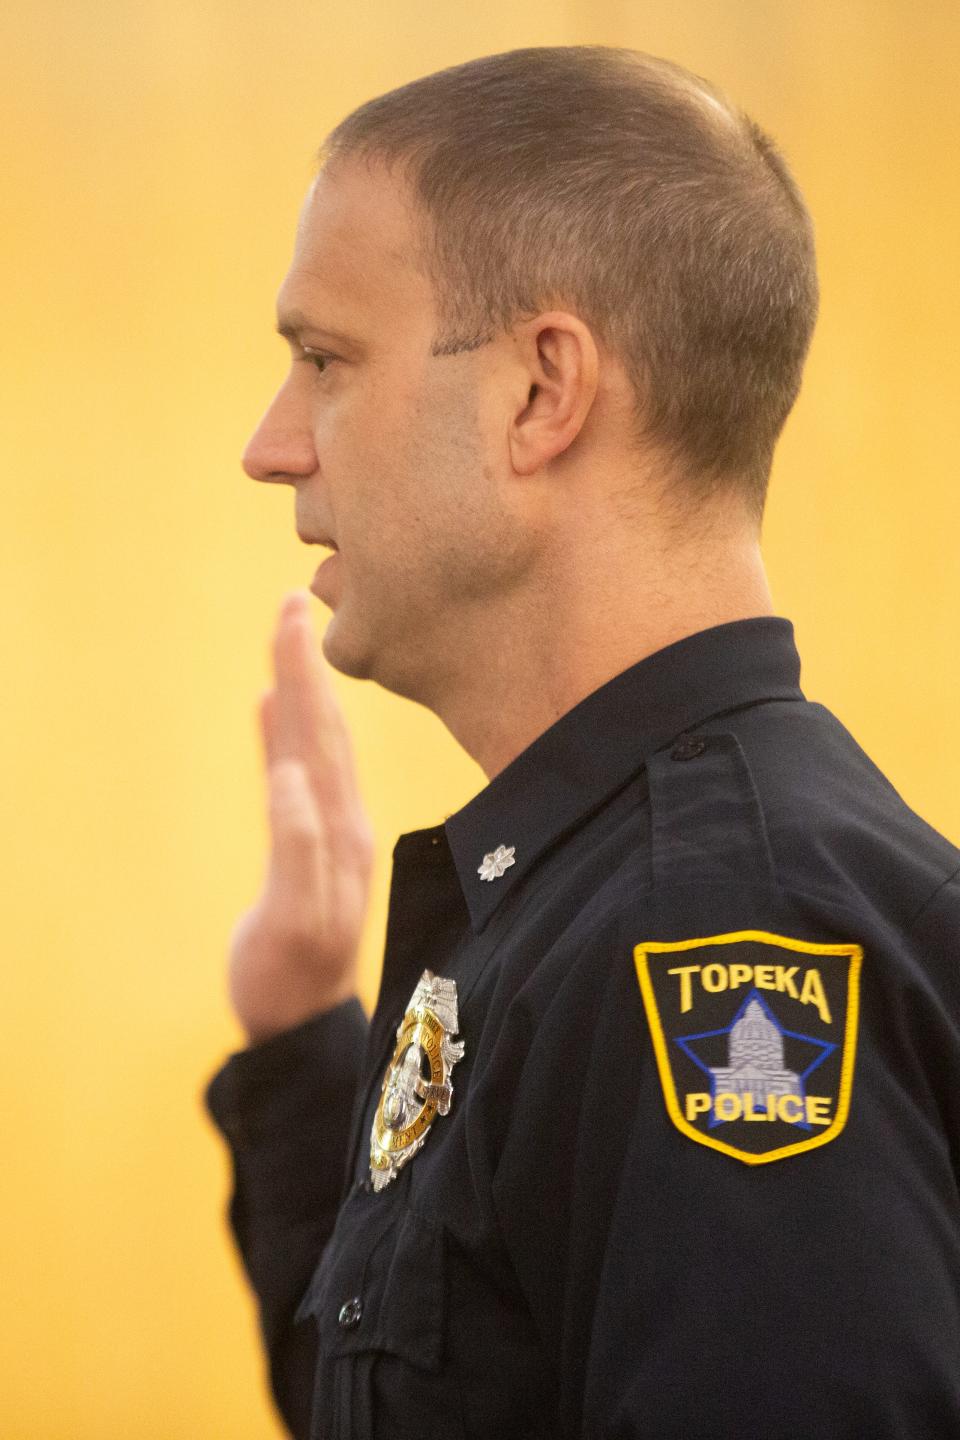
204;45;960;1439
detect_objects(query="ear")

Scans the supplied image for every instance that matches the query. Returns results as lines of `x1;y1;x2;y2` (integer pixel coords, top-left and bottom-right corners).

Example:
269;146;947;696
507;311;600;476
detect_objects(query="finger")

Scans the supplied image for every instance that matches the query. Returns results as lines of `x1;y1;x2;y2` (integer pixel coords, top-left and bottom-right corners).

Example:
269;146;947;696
273;595;328;761
258;688;278;769
272;593;311;763
267;775;372;965
263;758;369;959
266;755;320;836
272;599;365;818
265;756;327;904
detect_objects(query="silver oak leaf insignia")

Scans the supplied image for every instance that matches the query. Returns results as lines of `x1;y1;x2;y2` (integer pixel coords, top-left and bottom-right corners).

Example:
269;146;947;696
478;844;516;882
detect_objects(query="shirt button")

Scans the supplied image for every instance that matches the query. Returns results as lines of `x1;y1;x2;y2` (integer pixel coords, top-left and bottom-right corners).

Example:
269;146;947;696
670;736;707;761
338;1296;363;1330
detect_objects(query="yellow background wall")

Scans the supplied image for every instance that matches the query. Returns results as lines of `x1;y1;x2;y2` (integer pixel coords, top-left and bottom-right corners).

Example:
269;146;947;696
2;2;958;1435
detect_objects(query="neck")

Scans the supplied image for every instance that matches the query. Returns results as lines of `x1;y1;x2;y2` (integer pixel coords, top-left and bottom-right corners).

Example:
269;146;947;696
427;529;775;781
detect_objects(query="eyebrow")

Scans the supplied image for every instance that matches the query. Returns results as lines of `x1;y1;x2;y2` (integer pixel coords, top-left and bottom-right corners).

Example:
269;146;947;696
275;309;361;350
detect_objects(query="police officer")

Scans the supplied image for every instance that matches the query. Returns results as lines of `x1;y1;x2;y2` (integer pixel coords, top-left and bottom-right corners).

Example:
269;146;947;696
205;46;960;1439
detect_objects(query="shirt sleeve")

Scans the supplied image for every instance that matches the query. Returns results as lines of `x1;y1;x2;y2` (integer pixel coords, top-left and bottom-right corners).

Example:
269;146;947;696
483;883;960;1439
203;998;369;1439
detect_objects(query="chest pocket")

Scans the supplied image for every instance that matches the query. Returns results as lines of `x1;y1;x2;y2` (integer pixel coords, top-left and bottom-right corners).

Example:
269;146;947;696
296;1201;467;1440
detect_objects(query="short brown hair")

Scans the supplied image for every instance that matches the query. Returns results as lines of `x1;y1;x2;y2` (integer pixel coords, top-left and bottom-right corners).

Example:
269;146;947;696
320;46;819;526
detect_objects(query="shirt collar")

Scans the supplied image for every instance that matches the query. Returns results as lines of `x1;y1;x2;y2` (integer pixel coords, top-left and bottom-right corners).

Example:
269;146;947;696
442;616;804;933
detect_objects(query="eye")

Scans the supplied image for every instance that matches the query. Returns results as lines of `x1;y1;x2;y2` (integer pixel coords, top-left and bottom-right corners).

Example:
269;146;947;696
300;345;334;376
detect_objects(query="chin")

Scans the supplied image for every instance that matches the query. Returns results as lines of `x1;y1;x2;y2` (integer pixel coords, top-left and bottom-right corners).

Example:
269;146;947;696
319;613;376;682
321;612;435;706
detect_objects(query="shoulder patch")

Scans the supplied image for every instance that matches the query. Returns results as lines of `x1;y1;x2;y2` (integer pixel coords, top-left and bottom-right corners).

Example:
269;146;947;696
634;930;862;1165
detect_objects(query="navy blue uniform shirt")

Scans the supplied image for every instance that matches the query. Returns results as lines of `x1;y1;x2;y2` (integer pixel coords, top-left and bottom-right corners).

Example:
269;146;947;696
205;616;960;1439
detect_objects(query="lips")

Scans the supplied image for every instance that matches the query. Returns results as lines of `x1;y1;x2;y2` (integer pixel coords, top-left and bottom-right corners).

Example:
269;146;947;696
297;530;338;551
310;550;340;599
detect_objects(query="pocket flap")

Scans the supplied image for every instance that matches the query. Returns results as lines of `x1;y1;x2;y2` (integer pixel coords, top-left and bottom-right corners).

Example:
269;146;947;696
294;1205;446;1373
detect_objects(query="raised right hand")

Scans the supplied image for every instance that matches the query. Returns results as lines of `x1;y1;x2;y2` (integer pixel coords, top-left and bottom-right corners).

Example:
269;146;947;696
227;590;375;1044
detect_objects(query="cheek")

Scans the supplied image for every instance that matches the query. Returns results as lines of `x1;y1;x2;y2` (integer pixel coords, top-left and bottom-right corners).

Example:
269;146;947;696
327;376;497;576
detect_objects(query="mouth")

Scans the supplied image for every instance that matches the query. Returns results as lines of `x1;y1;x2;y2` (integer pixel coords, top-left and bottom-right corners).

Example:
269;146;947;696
309;550;340;599
298;531;339;552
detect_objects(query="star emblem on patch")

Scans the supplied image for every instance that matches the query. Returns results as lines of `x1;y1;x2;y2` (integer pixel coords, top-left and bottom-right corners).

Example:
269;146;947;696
478;844;516;882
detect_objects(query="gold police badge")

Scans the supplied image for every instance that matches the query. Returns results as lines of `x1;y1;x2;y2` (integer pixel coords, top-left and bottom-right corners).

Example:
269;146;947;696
369;970;465;1192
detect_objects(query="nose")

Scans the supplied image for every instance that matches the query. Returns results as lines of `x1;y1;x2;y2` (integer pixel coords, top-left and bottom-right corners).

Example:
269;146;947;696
241;372;318;484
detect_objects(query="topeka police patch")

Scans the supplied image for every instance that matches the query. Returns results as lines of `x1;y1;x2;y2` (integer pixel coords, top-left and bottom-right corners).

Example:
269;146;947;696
634;930;862;1164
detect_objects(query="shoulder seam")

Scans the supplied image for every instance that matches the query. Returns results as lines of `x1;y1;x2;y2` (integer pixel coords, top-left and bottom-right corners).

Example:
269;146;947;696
905;862;960;934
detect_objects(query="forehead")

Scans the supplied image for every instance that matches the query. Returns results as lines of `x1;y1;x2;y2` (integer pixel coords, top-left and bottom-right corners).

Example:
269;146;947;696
278;157;434;335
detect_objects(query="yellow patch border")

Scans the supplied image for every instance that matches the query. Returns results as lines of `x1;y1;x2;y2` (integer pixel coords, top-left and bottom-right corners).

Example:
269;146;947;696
634;929;863;1165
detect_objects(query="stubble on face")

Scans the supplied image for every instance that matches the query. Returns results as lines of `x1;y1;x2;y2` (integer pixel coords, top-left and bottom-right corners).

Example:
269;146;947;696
322;354;539;708
289;159;541;708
